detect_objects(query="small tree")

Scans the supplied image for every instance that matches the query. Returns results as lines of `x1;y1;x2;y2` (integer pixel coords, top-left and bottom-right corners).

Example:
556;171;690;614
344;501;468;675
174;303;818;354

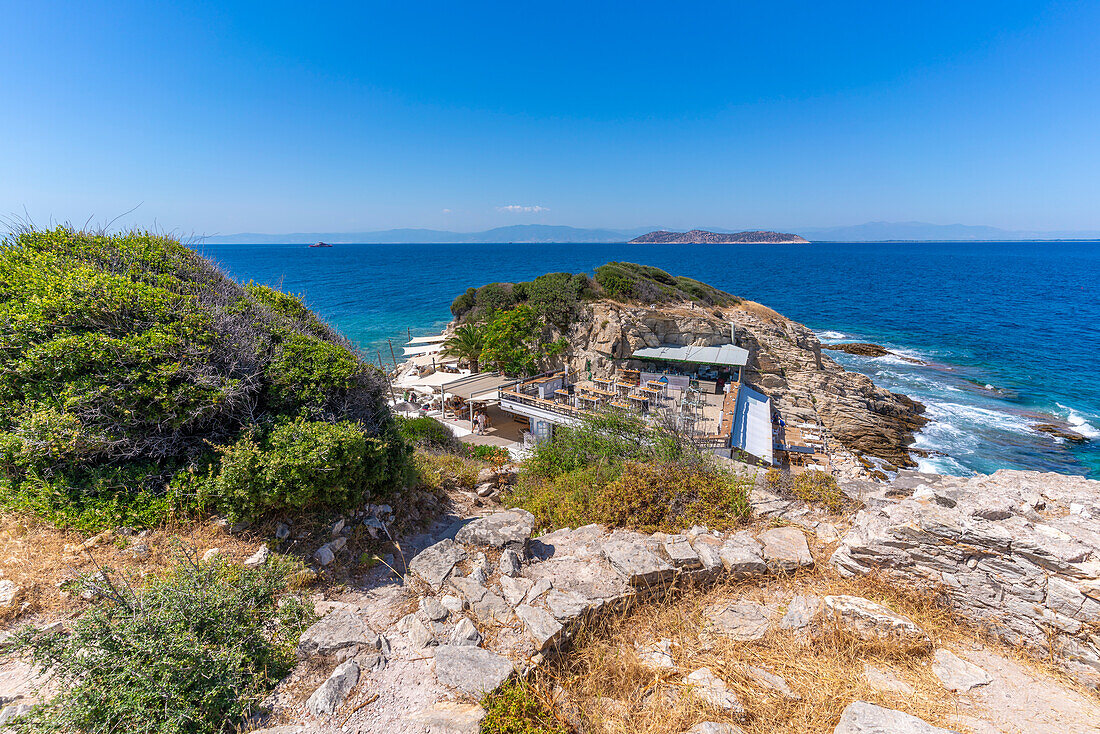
441;323;485;372
480;306;565;377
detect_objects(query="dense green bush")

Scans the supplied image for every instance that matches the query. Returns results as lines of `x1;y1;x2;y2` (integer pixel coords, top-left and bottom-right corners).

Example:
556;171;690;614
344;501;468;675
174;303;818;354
505;411;751;532
396;415;461;451
0;227;408;530
524;272;591;329
481;679;568;734
5;555;314;734
595;262;741;306
480;305;567;377
451;287;478;318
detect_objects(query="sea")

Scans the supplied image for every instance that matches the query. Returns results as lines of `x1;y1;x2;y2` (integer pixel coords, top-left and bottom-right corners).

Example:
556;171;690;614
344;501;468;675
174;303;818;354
192;240;1100;480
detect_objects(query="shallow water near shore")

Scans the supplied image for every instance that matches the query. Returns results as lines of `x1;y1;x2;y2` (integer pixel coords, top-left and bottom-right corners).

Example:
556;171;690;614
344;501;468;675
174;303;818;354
194;240;1100;479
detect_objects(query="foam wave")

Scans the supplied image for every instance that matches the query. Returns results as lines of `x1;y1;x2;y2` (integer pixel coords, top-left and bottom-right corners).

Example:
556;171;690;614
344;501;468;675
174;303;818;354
924;400;1036;436
816;330;848;341
1056;403;1100;440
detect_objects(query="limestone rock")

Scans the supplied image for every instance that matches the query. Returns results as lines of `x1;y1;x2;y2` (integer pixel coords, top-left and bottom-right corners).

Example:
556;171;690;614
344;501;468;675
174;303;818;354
831;469;1100;685
421;596;448;621
544;590;590;622
0;704;31;725
449;576;514;625
718;532;767;577
201;548;220;562
682;667;744;715
306;660;359;717
823;595;931;647
832;701;959;733
757;527;814;571
244;545;270;567
409;539;467;591
603;537;677;587
499;549;522;577
433;645;514;696
663;536;702;569
931;649;992;692
636;638;676;670
779;594;822;631
707;601;778;641
0;580;21;610
455;510;535;553
499;575;534;607
408;702;487;734
398;612;436;648
684;724;745;734
862;664;914;695
516;604;563;651
744;664;800;700
313;544;335;567
275;522;291;540
298;607;375;657
449;617;482;646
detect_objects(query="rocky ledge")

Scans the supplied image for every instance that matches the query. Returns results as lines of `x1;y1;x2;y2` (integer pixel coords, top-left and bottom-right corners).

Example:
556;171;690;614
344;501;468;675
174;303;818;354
833;469;1100;687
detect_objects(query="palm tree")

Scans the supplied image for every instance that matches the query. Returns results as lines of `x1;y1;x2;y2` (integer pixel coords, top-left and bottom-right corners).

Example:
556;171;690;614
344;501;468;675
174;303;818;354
442;323;485;373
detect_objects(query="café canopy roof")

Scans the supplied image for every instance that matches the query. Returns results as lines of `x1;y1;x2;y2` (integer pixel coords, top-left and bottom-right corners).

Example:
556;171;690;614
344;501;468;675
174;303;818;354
631;343;749;367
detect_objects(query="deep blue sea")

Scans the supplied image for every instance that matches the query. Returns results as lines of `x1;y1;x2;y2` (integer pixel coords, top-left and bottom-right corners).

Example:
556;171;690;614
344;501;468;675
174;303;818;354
192;241;1100;479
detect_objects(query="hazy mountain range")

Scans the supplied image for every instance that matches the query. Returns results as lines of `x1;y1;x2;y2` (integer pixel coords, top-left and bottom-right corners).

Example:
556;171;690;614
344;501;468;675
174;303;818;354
201;222;1100;244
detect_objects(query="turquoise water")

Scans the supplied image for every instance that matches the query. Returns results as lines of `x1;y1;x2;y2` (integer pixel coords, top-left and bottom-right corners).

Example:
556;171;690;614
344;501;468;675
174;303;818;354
193;241;1100;479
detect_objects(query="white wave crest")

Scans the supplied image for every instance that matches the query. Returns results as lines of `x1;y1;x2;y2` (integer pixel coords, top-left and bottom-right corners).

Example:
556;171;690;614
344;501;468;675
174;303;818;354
1056;403;1100;440
817;330;848;340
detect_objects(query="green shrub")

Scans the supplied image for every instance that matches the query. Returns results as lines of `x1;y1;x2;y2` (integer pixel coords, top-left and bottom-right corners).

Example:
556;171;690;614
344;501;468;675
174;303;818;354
474;283;517;317
464;443;511;464
791;469;845;512
0;227;407;529
523;411;683;479
451;287;478;318
5;555;315;734
397;415;460;451
524;272;590;329
481;679;567;734
502;466;605;532
195;416;407;522
594;262;740;306
480;306;566;377
595;461;751;532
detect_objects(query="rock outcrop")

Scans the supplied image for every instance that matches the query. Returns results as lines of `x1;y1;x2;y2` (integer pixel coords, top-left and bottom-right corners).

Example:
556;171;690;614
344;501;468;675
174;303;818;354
563;300;926;467
832;469;1100;686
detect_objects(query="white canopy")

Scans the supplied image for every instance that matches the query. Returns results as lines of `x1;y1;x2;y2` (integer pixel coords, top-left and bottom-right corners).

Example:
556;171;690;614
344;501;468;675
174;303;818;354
631;343;749;367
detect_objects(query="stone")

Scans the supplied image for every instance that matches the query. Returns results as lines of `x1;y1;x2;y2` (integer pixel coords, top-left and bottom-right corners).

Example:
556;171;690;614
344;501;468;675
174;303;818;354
130;542;150;560
663;536;702;569
757;527;814;571
305;660;359;717
476;467;497;485
602;538;677;587
449;617;483;646
421;596;448;621
328;536;347;552
636;638;676;670
684;724;745;734
516;604;563;651
707;601;777;641
931;649;992;692
0;580;22;609
408;702;487;734
244;545;270;567
688;535;726;577
832;701;959;733
682;667;744;714
779;594;822;631
313;544;335;567
450;577;514;624
441;594;465;613
524;578;553;603
201;548;220;562
455;510;535;553
0;704;31;725
862;664;914;695
409;539;467;591
499;549;522;577
744;664;800;700
398;613;436;648
499;575;534;607
544;590;590;622
433;645;514;696
476;483;496;497
275;522;291;540
823;595;931;647
717;532;768;577
332;518;345;536
298;607;376;657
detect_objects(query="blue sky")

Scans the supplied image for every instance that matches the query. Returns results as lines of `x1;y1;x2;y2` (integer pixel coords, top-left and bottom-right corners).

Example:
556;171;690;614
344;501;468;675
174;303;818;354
3;1;1099;234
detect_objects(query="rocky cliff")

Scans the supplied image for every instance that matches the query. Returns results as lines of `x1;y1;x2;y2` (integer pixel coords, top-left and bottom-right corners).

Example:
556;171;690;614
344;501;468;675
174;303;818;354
561;299;926;468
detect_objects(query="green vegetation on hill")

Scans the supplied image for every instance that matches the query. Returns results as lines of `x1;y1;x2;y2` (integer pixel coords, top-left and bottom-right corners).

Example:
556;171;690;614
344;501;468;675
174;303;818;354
0;227;408;530
593;262;741;306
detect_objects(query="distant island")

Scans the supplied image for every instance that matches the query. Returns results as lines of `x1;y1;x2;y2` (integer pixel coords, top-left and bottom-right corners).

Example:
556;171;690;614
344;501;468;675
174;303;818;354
630;229;809;244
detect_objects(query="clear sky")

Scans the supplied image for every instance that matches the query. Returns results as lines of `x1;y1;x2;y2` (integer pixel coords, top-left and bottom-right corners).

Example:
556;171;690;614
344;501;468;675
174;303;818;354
3;1;1099;235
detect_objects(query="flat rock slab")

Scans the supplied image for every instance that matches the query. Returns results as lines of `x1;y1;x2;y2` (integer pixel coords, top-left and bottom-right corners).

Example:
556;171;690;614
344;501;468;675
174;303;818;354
522;556;630;603
683;667;745;715
757;526;814;571
449;577;514;625
779;594;822;631
306;660;359;717
602;538;678;587
833;701;959;733
516;604;563;651
684;723;746;734
455;510;535;553
707;601;778;641
718;532;768;577
408;701;487;734
863;664;914;695
932;649;992;692
297;607;375;658
824;595;931;647
409;539;467;591
744;664;799;700
433;645;514;697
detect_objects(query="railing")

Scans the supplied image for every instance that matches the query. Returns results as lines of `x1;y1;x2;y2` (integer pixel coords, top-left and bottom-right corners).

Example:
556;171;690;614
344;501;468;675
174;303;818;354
499;389;592;419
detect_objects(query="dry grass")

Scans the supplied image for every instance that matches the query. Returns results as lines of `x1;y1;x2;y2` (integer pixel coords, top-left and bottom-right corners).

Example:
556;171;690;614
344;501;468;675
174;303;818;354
528;561;1096;734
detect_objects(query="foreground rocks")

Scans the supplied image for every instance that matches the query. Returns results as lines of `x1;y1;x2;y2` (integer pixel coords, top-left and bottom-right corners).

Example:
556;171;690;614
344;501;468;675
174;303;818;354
833;469;1100;686
833;701;958;733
